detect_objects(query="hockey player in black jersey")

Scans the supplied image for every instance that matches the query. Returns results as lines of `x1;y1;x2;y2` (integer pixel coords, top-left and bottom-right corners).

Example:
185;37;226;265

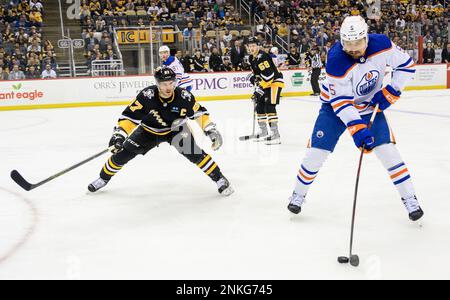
88;67;234;196
247;37;285;145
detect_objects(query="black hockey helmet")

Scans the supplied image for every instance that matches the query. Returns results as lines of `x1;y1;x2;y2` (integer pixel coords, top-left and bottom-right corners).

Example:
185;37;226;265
154;67;176;83
247;37;260;46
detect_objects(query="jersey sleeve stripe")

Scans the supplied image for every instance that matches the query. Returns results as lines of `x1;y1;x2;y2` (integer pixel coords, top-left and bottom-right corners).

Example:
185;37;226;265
329;95;354;104
320;91;330;100
396;68;416;73
332;100;353;110
396;57;413;69
334;103;353;115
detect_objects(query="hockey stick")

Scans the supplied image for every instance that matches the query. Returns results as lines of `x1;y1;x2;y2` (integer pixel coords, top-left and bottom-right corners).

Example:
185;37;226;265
11;146;116;191
239;100;257;141
338;103;379;267
10;118;191;192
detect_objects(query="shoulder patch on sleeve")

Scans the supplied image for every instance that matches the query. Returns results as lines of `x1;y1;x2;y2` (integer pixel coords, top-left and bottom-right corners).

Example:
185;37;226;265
141;87;156;99
180;89;192;101
325;43;356;78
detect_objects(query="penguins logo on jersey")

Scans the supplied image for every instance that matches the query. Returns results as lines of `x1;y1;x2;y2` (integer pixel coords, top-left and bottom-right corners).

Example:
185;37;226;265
143;89;155;99
181;90;192;101
356;70;379;96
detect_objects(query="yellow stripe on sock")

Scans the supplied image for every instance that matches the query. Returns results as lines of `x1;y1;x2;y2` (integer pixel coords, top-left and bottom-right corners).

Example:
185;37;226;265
197;155;211;168
103;165;116;176
205;163;218;176
108;158;122;170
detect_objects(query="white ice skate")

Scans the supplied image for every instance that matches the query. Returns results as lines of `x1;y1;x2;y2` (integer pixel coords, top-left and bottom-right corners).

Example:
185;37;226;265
217;177;234;196
88;178;109;193
287;192;305;214
264;131;281;145
402;195;424;222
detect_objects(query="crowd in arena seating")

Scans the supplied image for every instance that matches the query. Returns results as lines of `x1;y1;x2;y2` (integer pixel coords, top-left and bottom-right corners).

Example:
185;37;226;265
0;0;58;80
78;0;245;68
251;0;449;67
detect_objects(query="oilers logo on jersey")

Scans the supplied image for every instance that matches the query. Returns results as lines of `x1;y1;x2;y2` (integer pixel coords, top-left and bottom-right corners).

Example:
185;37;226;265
356;70;380;96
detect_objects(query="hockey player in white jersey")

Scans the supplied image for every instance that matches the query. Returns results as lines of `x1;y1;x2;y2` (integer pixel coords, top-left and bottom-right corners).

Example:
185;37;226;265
287;16;424;222
159;45;193;91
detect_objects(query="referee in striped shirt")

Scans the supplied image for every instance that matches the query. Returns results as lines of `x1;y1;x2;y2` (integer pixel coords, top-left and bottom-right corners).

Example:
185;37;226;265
307;46;323;96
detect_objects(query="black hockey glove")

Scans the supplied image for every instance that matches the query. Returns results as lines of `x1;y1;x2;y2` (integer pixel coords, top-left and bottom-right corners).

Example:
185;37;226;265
204;123;223;151
109;126;128;153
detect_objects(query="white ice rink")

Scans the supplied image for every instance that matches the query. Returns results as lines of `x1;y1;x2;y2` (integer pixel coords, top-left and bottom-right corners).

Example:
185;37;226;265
0;89;449;280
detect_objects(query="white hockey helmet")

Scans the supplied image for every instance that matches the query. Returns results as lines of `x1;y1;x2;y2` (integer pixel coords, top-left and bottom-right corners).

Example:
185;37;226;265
340;16;368;45
159;45;170;53
270;47;278;54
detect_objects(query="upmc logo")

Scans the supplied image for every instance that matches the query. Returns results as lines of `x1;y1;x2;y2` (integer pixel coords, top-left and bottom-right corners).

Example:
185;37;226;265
356;70;379;96
193;78;228;90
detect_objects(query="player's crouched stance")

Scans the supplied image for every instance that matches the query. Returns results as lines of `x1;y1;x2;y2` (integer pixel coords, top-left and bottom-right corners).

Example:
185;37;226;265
88;67;234;196
287;16;423;222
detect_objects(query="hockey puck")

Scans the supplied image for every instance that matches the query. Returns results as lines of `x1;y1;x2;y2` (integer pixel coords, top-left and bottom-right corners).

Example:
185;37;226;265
350;255;360;267
337;256;349;264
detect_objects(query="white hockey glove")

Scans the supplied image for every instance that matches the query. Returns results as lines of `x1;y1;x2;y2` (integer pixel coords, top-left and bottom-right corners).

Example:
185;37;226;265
204;123;223;151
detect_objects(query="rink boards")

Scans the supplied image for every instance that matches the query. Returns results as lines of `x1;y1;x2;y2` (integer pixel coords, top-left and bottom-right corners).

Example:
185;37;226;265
0;64;449;111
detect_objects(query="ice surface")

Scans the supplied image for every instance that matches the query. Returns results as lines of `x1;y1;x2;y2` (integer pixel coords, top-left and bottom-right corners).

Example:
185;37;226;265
0;89;449;279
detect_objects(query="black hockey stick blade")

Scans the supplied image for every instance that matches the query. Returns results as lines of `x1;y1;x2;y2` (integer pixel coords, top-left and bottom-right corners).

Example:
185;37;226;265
10;170;34;191
239;134;260;141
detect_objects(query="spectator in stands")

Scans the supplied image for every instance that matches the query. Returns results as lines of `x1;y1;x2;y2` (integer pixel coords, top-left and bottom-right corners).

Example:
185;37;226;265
118;18;129;27
15;14;30;29
90;0;101;16
26;65;40;79
95;16;106;32
286;46;301;67
30;0;44;12
193;49;207;72
29;7;43;27
181;51;194;73
230;40;246;70
222;29;233;45
9;64;25;80
173;7;184;21
41;64;57;79
147;2;159;18
183;22;195;39
99;32;112;52
442;43;450;63
18;0;30;15
158;2;170;21
175;50;183;61
184;7;195;21
423;42;436;64
115;2;126;15
222;56;233;71
27;38;41;53
0;66;9;80
209;47;225;72
85;31;99;52
125;0;135;12
41;56;57;71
